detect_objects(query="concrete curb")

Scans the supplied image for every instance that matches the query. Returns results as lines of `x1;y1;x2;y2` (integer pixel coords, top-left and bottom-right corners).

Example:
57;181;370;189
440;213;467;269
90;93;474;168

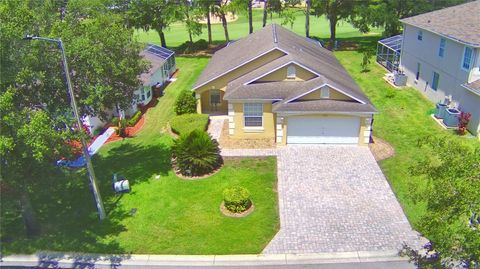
1;250;407;267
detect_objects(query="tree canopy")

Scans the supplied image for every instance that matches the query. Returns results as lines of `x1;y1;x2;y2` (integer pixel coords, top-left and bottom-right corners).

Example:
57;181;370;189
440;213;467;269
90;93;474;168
410;137;480;266
0;0;147;235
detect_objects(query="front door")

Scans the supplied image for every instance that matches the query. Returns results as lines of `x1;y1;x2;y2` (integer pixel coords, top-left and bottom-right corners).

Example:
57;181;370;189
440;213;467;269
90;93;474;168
210;90;221;111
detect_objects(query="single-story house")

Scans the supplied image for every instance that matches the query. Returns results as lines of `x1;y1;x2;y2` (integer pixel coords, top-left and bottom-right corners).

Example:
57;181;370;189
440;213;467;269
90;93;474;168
193;24;377;145
83;44;176;134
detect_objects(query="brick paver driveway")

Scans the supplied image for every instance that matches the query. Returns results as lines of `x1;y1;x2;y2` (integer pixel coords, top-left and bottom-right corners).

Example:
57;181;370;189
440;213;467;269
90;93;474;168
263;145;419;254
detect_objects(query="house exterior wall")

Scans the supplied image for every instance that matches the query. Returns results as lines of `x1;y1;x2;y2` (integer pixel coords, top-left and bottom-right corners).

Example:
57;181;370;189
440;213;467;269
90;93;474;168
400;24;480;135
256;63;318;82
195;49;286;97
230;102;276;139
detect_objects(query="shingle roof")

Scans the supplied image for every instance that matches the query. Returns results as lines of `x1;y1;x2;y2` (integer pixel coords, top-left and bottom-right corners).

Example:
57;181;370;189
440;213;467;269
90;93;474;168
463;79;480;95
400;1;480;47
193;24;376;113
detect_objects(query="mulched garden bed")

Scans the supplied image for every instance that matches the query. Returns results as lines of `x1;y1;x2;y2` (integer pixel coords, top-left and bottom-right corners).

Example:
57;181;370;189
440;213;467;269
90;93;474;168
172;159;223;180
220;201;255;218
369;136;395;161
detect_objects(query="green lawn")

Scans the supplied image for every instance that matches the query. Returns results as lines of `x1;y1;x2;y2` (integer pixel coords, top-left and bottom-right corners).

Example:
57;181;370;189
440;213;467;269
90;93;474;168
2;57;279;255
335;49;478;226
136;9;382;47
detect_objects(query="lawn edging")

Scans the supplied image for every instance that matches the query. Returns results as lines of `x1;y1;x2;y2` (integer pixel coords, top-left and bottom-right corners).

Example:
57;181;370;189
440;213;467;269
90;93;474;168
1;250;409;267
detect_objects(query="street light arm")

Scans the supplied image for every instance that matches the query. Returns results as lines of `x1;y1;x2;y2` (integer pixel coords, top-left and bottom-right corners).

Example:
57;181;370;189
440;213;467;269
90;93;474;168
23;35;61;44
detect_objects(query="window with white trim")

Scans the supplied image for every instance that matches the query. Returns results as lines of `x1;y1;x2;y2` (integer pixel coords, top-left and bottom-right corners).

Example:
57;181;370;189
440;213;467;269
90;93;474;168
462;47;473;70
287;65;296;79
320;88;330;98
417;30;423;41
438;38;445;57
244;103;263;127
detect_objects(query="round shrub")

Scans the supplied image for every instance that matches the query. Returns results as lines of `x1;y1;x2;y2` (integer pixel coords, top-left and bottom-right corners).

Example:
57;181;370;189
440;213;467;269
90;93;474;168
172;130;222;176
174;90;197;115
223;186;252;213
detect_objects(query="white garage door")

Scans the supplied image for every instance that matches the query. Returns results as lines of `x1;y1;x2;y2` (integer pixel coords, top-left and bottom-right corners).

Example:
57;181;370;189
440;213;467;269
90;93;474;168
287;116;360;144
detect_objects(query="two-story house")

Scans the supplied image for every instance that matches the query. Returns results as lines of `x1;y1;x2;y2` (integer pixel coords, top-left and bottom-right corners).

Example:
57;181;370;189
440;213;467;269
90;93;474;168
399;1;480;137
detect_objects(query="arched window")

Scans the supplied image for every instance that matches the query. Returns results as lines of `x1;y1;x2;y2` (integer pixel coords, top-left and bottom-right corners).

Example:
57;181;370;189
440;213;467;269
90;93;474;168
287;65;296;79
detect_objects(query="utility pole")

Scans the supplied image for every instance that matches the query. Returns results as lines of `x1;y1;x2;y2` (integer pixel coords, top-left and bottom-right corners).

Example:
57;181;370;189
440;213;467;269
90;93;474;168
24;35;107;220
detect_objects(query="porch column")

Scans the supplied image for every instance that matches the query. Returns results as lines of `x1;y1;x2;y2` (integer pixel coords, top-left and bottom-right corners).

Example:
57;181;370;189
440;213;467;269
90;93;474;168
276;116;284;144
363;117;373;144
228;103;235;135
195;93;202;114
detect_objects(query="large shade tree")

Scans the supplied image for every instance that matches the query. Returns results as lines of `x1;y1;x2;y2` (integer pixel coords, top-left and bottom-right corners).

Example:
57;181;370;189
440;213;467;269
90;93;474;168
126;0;180;47
312;0;354;49
0;0;147;235
410;137;480;267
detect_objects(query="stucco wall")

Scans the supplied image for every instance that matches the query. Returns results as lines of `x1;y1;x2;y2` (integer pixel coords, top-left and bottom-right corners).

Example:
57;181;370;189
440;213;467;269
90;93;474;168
200;89;228;113
400;25;480;135
230;102;276;139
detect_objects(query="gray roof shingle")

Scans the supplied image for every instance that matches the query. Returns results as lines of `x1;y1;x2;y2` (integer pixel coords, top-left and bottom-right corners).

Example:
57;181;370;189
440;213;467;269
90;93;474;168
194;24;376;113
273;99;377;114
400;1;480;47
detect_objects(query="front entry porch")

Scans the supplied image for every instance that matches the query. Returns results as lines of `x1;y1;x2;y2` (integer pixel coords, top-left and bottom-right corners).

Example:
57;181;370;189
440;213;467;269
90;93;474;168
196;89;228;115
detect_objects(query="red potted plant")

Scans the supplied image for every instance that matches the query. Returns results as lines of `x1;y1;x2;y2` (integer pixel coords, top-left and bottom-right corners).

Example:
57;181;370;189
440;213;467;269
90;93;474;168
457;111;471;135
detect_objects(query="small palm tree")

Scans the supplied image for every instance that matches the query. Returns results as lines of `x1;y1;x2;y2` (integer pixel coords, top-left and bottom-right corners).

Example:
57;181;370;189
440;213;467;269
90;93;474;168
172;130;222;176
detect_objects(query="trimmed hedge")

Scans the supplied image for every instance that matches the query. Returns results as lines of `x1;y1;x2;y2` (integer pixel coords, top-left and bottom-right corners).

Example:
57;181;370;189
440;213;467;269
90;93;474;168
170;113;209;135
223;186;252;213
127;111;142;127
111;117;120;126
174;90;197;115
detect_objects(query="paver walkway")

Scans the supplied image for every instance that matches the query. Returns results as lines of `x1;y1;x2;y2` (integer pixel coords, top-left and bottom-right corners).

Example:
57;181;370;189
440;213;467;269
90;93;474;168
263;145;420;254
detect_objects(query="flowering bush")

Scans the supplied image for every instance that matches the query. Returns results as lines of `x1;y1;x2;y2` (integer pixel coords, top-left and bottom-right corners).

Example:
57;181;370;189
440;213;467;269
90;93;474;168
457;111;471;135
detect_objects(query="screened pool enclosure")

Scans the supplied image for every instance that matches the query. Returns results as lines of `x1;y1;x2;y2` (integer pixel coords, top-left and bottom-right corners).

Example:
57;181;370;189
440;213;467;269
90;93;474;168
376;35;402;72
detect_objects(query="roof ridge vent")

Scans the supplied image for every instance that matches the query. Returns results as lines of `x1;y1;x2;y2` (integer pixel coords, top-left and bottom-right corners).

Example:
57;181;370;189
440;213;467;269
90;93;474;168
273;24;278;44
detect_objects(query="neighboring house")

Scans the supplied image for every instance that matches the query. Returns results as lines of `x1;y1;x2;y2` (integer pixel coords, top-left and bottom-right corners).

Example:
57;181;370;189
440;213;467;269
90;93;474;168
193;24;377;145
399;1;480;136
83;44;176;134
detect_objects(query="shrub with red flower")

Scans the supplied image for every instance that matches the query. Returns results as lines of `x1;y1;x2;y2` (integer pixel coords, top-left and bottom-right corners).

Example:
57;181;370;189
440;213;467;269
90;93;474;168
457;111;471;135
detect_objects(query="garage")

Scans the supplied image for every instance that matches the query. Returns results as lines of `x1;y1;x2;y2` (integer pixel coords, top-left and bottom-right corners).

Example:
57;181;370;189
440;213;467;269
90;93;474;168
287;116;360;144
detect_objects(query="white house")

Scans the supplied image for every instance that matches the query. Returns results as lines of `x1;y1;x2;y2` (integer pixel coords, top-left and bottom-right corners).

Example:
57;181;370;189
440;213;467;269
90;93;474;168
83;44;176;134
398;1;480;136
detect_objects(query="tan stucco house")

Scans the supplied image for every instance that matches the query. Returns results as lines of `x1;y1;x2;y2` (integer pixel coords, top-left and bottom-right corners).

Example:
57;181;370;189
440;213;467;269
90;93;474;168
193;24;377;145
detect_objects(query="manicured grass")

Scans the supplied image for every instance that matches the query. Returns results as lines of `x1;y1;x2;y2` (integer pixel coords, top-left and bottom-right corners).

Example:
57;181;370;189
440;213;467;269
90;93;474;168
136;9;382;47
335;48;478;226
2;57;279;255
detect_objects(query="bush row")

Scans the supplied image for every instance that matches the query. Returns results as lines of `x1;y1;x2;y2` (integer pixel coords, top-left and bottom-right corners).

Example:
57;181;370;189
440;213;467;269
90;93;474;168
111;110;142;128
170;113;209;135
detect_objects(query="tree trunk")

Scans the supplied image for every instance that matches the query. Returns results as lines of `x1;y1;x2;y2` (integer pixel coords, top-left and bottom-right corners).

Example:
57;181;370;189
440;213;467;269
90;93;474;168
206;8;212;44
262;0;268;27
248;0;253;34
20;192;40;237
329;16;337;49
220;12;230;42
159;31;167;48
305;0;310;37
